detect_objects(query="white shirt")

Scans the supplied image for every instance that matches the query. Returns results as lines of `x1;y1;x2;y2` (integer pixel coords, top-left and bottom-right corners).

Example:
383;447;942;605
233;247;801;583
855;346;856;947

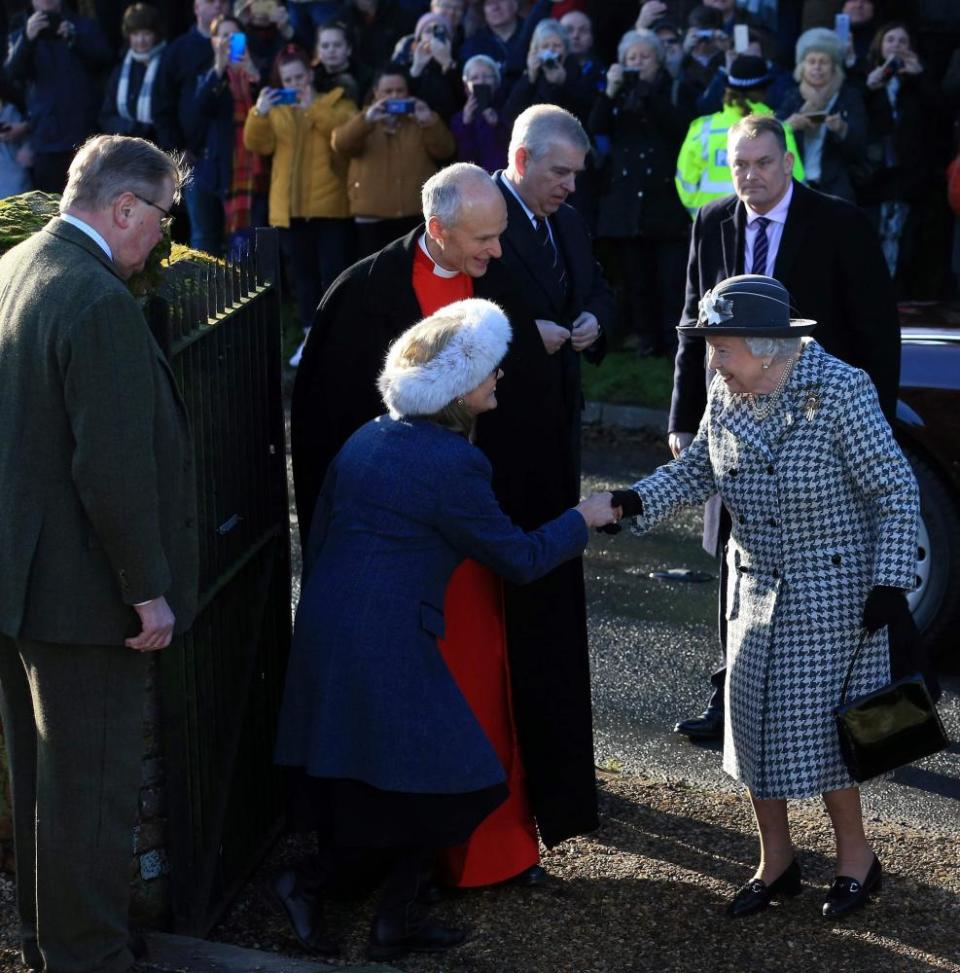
60;213;113;261
742;180;793;278
417;233;462;278
500;172;557;248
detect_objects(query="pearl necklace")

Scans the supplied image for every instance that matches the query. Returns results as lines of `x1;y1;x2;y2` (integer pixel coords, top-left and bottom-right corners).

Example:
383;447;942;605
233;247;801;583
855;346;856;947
747;354;797;421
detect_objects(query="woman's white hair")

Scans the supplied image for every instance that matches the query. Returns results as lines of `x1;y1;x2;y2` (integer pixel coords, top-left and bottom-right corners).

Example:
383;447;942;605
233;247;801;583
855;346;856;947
530;18;570;55
744;335;802;362
618;28;663;66
378;298;511;418
462;53;501;88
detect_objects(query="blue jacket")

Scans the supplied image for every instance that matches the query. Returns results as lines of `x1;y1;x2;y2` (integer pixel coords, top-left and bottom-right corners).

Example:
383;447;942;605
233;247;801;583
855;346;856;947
5;15;111;154
274;415;588;794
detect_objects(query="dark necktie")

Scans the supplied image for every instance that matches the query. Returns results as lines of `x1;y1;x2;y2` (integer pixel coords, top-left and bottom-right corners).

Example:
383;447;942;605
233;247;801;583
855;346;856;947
751;216;771;276
534;215;567;297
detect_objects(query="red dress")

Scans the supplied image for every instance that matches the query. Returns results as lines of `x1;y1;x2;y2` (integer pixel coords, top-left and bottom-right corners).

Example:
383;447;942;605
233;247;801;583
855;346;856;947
412;245;539;885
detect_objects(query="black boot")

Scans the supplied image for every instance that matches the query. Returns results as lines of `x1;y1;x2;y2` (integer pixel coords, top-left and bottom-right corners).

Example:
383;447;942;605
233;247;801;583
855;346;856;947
367;850;467;961
261;867;339;956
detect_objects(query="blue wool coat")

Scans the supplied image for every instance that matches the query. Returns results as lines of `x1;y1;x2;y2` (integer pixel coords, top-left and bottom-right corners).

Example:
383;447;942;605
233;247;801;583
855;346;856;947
274;415;588;795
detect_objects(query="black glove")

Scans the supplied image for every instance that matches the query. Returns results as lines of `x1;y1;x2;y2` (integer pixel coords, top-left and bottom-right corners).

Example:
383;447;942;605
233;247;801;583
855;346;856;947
862;585;909;634
611;489;643;517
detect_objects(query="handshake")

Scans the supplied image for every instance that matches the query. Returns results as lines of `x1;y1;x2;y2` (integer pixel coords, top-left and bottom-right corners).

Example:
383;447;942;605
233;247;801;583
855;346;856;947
575;490;644;533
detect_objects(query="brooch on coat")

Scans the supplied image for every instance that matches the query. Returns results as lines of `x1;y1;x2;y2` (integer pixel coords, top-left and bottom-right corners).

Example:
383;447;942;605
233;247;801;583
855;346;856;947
698;289;734;326
801;390;822;422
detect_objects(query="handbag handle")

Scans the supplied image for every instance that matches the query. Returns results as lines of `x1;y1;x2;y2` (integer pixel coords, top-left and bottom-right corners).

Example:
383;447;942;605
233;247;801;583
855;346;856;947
838;629;871;707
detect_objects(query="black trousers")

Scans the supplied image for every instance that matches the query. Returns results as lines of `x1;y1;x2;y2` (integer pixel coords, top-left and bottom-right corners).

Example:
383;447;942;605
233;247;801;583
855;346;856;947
282;218;355;331
617;235;687;356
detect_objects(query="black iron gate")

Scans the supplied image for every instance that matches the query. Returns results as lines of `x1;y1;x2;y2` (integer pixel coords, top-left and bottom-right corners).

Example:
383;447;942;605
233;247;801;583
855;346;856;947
151;229;291;935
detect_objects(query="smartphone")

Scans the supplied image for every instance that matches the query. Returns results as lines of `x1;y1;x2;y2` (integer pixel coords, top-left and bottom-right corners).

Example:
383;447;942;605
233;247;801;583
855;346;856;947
733;23;750;54
41;11;62;37
428;24;448;44
538;50;561;65
228;32;247;63
834;13;850;46
805;111;827;123
274;87;299;105
384;97;415;115
695;29;715;42
471;82;492;112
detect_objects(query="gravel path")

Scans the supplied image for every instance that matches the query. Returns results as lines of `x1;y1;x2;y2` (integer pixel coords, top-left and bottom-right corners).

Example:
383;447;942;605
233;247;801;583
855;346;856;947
204;770;960;973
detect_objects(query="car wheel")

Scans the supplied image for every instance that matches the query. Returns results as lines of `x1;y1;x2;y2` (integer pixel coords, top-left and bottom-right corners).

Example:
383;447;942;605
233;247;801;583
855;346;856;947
904;447;960;665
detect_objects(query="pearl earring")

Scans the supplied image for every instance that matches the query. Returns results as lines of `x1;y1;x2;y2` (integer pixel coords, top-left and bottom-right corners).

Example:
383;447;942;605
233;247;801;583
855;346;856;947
456;397;465;406
761;360;771;370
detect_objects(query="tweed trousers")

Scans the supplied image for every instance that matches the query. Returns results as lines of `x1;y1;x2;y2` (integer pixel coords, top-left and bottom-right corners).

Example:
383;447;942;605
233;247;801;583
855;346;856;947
0;634;147;973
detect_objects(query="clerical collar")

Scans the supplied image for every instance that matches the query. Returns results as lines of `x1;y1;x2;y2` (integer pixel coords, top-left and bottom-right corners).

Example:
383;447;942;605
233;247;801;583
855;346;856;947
418;233;462;278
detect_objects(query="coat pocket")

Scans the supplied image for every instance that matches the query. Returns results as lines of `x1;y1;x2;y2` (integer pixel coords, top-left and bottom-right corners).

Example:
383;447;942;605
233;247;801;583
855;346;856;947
419;601;446;639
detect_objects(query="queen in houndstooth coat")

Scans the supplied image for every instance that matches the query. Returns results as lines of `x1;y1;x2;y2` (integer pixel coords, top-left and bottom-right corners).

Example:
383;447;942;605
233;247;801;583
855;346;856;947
628;337;919;799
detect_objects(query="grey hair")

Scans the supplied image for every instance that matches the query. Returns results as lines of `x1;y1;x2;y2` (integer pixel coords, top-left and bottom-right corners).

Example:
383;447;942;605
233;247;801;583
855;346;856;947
60;135;187;213
618;28;663;66
507;103;590;163
744;335;802;362
421;162;497;226
530;18;569;55
462;53;501;89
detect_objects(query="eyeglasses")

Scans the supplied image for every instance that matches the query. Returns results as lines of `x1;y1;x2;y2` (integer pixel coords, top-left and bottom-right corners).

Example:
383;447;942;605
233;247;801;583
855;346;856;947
133;193;174;231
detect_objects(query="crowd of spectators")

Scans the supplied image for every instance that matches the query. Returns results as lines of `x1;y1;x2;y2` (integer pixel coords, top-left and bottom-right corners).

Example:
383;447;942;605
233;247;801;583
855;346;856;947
1;0;959;353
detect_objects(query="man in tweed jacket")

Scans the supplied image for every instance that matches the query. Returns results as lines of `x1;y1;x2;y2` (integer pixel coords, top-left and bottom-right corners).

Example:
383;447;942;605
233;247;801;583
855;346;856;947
0;136;197;973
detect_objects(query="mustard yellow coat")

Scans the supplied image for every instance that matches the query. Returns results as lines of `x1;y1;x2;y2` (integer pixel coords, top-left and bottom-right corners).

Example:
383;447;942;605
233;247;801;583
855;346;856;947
243;87;358;227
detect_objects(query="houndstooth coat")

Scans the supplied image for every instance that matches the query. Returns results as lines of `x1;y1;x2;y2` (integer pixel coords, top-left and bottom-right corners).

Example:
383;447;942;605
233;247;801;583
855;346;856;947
630;340;919;799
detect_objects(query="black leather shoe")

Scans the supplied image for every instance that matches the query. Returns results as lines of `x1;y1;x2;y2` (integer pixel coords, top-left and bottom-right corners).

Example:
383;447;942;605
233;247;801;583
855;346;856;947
507;864;552;888
822;856;882;919
726;859;803;918
261;868;339;956
368;917;467;960
675;707;724;740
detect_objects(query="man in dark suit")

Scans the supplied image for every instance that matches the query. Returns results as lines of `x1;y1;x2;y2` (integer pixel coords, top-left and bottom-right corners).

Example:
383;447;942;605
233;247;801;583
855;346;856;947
0;135;197;973
477;104;615;849
670;113;900;740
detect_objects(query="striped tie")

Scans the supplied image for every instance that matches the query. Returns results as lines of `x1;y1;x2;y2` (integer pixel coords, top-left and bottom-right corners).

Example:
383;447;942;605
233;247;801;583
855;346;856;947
752;216;771;276
534;216;567;297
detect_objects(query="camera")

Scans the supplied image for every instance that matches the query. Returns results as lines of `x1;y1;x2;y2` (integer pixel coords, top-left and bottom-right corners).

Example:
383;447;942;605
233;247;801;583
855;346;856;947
538;50;561;66
274;88;299;105
880;56;903;82
620;67;640;89
471;82;493;112
384;98;416;115
695;29;715;42
427;24;448;44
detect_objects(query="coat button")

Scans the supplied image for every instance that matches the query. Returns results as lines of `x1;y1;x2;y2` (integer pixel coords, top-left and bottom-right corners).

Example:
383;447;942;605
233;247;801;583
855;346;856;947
738;514;746;524
772;568;780;579
766;464;775;475
768;518;778;527
728;468;738;477
831;553;842;566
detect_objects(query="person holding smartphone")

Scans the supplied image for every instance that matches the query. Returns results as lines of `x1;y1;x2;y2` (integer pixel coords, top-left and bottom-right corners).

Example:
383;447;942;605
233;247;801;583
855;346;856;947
451;54;509;171
777;27;867;203
857;21;934;293
244;43;359;366
408;12;462;121
332;65;455;259
183;14;267;258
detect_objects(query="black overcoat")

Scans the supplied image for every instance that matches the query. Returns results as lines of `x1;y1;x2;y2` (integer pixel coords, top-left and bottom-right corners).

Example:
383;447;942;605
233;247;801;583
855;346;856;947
472;176;615;847
668;180;900;554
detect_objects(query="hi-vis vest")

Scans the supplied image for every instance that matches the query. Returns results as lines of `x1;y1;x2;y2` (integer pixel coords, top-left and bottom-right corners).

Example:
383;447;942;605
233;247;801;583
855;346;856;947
675;100;805;218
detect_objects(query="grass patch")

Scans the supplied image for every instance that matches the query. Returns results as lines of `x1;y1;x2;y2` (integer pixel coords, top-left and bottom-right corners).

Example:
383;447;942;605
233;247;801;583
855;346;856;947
583;351;674;409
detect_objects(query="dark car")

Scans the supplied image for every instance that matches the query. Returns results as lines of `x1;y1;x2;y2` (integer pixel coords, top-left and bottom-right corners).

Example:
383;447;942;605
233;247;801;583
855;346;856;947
896;302;960;663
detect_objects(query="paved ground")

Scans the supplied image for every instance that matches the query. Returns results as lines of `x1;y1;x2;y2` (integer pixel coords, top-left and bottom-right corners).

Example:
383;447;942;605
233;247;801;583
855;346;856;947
580;426;960;833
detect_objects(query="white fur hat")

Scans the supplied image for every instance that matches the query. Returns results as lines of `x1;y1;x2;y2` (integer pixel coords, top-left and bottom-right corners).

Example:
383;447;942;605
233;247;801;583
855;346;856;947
378;298;511;419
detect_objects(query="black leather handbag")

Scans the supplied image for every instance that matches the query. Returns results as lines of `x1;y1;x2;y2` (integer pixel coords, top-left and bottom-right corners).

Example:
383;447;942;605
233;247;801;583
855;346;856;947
834;631;950;783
